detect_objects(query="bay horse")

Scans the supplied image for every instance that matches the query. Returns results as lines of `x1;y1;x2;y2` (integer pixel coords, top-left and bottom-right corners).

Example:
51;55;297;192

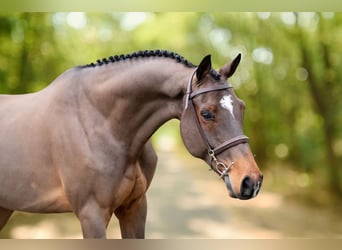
0;50;262;238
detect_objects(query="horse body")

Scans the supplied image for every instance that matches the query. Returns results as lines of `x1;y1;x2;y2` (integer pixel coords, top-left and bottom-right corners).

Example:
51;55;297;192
0;50;262;238
0;57;192;238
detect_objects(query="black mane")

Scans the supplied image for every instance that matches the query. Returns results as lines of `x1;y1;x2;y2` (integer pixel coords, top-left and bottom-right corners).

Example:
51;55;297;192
82;49;195;68
81;49;221;80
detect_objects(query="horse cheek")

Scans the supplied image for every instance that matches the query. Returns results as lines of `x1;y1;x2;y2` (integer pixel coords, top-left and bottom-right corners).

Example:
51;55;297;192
180;109;207;159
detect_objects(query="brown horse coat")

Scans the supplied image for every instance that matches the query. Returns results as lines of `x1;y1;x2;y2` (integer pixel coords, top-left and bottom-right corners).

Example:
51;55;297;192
0;50;262;238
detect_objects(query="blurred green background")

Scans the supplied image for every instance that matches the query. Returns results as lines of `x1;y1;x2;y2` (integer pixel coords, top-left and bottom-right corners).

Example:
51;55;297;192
0;12;341;238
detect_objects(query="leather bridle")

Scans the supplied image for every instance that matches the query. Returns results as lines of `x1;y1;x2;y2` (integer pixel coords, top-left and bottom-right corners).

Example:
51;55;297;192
184;69;249;178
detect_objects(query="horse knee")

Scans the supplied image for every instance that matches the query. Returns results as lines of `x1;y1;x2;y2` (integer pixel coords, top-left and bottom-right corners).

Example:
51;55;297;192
77;202;111;239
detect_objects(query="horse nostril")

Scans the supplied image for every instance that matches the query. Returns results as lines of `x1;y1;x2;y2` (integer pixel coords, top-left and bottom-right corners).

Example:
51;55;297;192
240;174;263;200
240;176;254;199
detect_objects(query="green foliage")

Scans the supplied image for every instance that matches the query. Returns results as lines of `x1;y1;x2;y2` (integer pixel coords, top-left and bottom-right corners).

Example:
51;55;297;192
0;12;341;195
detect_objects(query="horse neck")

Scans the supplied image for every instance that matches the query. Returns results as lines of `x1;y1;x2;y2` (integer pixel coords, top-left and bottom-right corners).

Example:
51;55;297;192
79;59;194;157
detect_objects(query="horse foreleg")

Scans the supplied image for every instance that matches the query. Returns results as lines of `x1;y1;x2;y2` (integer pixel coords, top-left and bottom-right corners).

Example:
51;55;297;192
0;207;14;231
115;194;147;239
77;200;112;239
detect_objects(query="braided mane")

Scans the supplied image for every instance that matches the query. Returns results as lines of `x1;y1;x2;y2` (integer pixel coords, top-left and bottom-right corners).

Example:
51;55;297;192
83;49;195;68
81;49;221;80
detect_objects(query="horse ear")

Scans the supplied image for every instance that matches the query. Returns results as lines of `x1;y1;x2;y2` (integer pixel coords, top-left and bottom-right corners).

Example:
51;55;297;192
219;53;241;79
196;54;212;82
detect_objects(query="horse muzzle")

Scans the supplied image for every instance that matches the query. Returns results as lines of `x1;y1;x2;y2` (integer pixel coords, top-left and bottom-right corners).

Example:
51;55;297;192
224;174;263;200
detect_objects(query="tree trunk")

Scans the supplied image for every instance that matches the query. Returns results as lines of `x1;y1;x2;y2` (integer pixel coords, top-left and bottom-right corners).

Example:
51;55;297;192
297;16;342;196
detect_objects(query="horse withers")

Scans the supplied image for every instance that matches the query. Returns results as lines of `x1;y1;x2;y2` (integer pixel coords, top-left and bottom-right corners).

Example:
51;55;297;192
0;50;262;238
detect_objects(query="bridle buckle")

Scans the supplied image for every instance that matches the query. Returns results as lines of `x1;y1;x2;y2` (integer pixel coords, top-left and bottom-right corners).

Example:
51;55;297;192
208;150;234;179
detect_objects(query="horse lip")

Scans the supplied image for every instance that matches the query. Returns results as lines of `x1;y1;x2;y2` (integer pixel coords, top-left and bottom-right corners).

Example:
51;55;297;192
224;175;238;199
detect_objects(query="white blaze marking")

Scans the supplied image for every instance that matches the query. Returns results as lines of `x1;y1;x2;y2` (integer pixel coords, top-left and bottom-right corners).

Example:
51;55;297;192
220;95;235;119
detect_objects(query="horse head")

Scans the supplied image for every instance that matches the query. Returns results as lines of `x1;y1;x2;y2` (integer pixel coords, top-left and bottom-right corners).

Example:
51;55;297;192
180;54;263;200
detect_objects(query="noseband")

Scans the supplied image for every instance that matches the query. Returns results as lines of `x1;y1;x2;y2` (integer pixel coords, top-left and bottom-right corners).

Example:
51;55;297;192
184;69;249;178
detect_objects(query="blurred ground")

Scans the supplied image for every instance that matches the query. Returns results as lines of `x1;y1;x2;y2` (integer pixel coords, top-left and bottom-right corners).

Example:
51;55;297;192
1;147;342;239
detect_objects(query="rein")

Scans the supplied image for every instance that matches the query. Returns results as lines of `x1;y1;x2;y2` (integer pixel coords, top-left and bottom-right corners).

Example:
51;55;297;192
185;69;249;178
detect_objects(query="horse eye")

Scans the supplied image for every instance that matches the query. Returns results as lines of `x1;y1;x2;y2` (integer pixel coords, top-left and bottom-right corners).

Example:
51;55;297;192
200;110;215;121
